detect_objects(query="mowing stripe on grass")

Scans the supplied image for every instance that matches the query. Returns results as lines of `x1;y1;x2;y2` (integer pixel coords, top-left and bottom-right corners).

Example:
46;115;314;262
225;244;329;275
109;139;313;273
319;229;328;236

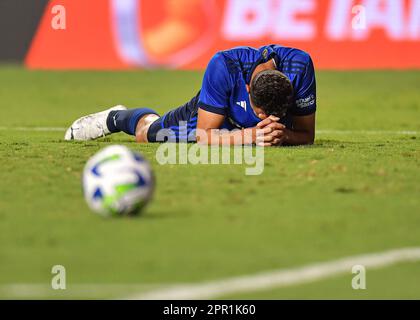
317;129;419;135
0;126;67;132
0;284;162;298
0;126;418;135
127;247;420;300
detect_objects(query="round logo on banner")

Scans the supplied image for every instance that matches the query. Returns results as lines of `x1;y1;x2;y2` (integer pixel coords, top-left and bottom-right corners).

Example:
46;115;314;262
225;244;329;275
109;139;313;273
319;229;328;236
110;0;217;68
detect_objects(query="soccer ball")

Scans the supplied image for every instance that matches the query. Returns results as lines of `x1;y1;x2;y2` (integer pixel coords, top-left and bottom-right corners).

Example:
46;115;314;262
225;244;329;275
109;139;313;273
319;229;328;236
82;145;154;217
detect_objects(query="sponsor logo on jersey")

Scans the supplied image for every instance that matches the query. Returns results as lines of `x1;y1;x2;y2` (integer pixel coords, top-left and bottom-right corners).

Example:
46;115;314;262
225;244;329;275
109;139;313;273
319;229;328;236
296;94;315;109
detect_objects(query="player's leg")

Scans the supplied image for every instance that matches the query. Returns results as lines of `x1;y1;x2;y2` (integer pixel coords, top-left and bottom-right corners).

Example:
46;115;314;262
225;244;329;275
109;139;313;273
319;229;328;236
64;92;199;142
106;108;160;142
64;105;127;141
64;106;160;141
143;92;200;143
134;113;160;143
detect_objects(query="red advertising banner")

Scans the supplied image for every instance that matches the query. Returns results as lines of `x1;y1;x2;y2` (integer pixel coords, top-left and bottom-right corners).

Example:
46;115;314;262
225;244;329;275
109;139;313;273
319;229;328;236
26;0;420;70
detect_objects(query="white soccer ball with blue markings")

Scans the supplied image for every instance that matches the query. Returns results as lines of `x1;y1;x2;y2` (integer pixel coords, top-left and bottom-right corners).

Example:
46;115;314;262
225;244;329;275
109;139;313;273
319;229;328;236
82;145;154;217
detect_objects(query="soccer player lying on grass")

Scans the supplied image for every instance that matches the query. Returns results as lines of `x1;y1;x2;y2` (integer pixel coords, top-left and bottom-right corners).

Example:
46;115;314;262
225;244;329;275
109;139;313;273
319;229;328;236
65;45;316;146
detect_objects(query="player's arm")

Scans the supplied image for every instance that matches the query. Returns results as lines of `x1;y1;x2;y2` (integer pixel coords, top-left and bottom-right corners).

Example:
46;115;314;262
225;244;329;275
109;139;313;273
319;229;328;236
196;109;282;146
281;54;317;146
196;109;256;145
196;53;280;145
195;53;255;145
283;113;315;145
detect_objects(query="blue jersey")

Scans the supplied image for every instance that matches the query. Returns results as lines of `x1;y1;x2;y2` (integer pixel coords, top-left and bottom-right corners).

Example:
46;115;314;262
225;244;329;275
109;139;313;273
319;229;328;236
147;45;316;142
198;45;316;129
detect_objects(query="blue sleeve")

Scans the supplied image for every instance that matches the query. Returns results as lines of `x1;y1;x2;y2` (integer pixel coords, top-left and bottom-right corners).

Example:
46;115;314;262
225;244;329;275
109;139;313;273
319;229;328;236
198;53;231;116
291;55;317;116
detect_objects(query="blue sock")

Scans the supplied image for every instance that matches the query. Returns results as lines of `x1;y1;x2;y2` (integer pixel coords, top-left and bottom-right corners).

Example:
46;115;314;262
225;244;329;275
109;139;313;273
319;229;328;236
106;108;159;136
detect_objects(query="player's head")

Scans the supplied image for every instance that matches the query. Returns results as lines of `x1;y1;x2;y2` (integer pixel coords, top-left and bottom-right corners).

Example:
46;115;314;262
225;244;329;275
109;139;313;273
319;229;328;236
249;70;294;119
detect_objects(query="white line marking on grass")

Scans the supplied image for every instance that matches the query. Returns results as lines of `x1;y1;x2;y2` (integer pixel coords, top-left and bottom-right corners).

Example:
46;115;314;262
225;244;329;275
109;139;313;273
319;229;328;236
0;127;418;135
1;248;419;299
127;247;420;300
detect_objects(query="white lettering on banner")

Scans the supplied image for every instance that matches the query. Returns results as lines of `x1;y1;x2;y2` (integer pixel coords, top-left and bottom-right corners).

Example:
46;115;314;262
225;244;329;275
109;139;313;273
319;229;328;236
223;0;420;41
408;0;420;39
353;0;405;40
273;0;315;40
326;0;354;39
223;0;315;40
223;0;270;39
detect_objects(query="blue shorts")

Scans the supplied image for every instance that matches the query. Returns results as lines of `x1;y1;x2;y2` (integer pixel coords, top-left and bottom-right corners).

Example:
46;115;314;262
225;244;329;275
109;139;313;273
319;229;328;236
147;92;200;142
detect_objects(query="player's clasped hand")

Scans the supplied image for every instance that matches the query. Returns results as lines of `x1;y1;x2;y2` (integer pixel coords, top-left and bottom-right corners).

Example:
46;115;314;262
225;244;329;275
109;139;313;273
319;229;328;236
256;115;286;147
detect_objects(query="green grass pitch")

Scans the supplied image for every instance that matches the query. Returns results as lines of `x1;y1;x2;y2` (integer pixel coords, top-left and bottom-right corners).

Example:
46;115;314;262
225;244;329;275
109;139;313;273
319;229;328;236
0;66;419;299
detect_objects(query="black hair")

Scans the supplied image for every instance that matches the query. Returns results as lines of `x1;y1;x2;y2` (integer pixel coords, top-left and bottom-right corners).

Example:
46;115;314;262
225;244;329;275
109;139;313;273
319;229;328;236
249;70;294;118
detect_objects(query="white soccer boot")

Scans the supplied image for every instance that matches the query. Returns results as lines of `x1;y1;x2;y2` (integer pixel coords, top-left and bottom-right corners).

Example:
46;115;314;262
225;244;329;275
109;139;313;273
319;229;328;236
64;105;127;141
